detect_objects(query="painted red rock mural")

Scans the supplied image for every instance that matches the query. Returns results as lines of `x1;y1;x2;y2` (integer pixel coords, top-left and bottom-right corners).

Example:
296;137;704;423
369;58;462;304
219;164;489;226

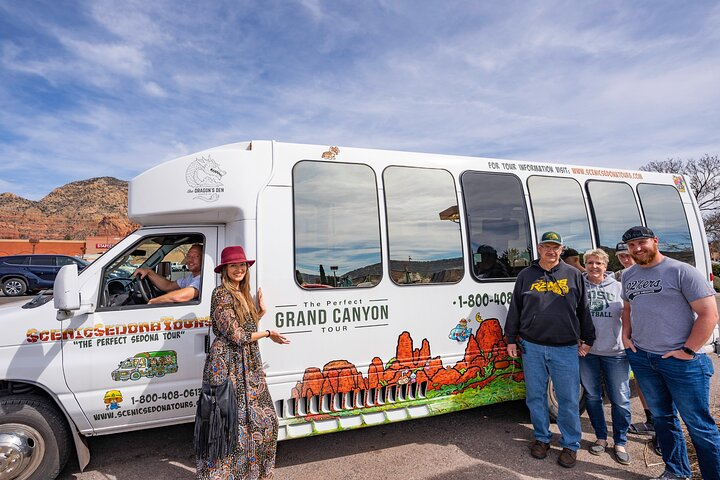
291;318;523;405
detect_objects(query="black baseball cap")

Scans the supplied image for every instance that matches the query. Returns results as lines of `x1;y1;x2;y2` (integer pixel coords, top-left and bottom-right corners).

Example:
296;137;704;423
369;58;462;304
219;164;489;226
561;248;579;259
622;226;656;243
615;242;629;253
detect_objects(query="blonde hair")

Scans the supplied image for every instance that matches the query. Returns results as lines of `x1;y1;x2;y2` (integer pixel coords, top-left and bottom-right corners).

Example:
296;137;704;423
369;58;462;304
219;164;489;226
220;265;258;325
583;248;609;265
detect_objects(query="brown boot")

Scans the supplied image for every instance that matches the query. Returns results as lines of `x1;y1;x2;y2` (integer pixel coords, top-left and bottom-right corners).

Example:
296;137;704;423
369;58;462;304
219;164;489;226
530;440;551;459
557;448;577;468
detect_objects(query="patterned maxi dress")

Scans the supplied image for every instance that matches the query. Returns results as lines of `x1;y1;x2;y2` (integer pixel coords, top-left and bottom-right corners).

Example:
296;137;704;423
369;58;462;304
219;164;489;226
196;286;278;479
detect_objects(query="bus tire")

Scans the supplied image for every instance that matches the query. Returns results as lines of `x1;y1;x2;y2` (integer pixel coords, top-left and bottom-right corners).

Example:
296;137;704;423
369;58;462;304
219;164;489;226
547;379;586;422
0;395;72;480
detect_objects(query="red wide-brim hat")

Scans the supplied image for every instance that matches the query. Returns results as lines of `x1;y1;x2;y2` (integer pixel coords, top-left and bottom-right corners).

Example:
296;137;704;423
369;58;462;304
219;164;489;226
214;246;255;273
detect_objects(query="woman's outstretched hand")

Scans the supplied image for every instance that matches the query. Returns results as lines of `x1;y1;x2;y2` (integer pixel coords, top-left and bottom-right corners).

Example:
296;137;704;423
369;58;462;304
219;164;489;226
268;330;290;344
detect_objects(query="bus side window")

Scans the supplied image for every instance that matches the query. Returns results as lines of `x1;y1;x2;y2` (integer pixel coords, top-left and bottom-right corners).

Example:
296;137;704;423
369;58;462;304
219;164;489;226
528;176;593;265
461;172;532;279
383;166;463;285
637;183;695;266
293;161;383;288
586;180;643;271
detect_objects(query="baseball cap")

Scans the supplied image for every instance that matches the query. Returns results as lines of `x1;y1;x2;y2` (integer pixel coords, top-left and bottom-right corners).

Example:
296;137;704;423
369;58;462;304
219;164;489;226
539;231;563;245
615;242;630;254
621;226;656;243
561;247;579;259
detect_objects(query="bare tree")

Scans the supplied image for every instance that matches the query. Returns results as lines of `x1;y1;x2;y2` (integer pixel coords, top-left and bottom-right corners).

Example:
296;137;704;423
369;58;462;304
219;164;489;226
641;155;720;240
640;154;720;212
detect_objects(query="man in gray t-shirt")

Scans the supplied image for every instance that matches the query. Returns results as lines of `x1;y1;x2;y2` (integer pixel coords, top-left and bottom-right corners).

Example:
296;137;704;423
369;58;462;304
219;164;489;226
621;256;714;354
620;226;720;480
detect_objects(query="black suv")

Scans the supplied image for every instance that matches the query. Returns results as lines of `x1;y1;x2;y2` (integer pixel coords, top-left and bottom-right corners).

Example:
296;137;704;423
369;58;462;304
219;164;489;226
0;254;90;296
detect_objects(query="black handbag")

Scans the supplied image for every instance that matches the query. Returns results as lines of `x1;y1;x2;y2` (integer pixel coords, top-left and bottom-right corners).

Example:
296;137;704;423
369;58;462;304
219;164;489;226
193;350;239;461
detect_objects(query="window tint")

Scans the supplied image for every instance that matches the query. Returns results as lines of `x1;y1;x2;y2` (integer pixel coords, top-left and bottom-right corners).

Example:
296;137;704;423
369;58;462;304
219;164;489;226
3;256;30;265
384;167;463;284
587;181;642;271
56;256;77;266
637;183;695;265
30;256;54;266
293;161;382;288
528;176;592;262
461;172;532;278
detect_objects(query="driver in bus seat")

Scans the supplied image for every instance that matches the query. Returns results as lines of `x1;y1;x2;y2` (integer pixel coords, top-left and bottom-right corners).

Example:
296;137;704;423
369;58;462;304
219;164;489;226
133;244;203;304
473;245;510;278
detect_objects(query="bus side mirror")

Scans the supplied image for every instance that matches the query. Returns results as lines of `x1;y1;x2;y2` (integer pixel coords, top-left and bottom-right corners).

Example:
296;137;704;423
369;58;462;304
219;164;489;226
54;264;80;311
54;264;94;320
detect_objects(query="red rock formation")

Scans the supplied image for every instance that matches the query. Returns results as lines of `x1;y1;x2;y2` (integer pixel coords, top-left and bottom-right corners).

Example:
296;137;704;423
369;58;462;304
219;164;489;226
297;367;324;397
0;177;139;240
366;357;384;390
430;368;461;386
291;321;515;406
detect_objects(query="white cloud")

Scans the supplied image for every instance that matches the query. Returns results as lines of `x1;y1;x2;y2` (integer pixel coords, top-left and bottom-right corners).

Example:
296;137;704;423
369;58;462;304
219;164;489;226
58;36;150;78
142;81;166;97
0;0;719;202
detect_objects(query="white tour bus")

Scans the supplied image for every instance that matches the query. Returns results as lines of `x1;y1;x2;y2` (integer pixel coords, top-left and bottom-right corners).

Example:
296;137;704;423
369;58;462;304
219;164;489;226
1;140;717;479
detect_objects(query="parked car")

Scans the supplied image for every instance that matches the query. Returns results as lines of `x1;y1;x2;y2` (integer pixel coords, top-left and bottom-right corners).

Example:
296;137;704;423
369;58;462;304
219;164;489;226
0;254;90;296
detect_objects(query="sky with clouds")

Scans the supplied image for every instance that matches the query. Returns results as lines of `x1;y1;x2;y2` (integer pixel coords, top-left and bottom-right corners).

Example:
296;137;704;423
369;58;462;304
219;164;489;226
1;0;719;200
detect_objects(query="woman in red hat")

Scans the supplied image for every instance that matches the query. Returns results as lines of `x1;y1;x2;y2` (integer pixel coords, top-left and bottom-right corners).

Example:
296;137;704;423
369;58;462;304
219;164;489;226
196;246;289;479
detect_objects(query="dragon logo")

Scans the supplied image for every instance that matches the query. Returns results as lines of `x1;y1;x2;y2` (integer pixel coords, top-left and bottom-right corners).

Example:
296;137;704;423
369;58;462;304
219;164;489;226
185;156;226;202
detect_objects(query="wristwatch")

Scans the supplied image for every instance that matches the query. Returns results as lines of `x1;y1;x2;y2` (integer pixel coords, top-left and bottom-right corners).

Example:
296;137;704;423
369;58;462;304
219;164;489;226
680;346;697;357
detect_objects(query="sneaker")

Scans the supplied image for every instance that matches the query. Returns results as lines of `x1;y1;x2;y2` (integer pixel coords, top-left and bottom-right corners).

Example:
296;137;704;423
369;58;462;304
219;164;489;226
589;439;607;455
652;434;662;456
649;471;690;480
530;440;551;459
557;448;577;468
628;421;655;435
613;446;630;465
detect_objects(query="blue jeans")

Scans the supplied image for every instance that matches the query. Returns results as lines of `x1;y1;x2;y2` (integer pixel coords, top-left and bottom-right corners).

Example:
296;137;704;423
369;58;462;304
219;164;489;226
579;353;631;446
519;339;582;450
626;348;720;479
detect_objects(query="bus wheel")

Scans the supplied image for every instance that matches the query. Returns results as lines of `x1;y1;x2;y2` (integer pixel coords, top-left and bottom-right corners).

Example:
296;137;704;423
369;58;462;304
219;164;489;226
156;370;165;377
0;395;72;480
547;379;586;422
130;372;141;381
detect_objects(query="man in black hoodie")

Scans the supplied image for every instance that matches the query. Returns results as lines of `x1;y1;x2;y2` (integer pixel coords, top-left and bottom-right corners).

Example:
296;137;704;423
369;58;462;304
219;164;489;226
506;231;595;469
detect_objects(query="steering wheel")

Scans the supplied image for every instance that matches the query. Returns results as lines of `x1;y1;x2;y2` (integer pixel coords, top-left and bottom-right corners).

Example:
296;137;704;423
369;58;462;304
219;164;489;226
131;275;154;303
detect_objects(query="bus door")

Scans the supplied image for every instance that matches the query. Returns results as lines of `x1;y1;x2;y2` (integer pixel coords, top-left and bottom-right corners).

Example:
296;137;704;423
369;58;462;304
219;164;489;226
61;227;218;433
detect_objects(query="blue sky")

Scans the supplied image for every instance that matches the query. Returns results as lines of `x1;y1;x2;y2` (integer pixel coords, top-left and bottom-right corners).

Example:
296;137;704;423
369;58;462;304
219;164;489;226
1;0;719;200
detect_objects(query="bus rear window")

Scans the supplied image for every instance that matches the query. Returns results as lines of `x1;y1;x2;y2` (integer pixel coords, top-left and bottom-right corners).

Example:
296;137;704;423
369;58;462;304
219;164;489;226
637;183;695;266
293;161;383;288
